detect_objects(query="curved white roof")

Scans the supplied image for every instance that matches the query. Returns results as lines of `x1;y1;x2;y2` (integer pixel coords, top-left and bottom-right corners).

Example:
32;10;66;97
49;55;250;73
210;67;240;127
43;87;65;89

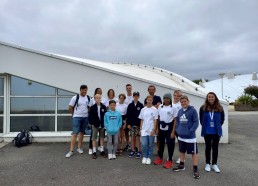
202;72;258;103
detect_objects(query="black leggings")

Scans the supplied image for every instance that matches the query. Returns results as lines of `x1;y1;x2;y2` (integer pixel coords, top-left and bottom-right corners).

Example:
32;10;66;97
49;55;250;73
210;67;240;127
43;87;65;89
158;129;175;161
204;134;220;165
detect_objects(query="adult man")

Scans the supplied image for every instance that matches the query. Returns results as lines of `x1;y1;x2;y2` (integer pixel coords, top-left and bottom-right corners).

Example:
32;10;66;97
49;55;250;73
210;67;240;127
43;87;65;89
66;85;94;158
124;84;133;105
144;84;162;108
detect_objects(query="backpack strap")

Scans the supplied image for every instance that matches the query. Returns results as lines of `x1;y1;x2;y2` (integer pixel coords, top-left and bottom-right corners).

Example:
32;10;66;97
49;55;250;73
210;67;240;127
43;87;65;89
74;94;80;110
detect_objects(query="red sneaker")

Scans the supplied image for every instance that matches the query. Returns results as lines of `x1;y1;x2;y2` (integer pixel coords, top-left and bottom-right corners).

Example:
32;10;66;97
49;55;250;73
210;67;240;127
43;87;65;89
154;157;163;165
163;160;173;169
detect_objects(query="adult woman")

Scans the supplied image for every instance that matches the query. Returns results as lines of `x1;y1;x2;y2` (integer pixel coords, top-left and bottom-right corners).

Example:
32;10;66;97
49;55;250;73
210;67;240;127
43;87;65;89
199;92;225;173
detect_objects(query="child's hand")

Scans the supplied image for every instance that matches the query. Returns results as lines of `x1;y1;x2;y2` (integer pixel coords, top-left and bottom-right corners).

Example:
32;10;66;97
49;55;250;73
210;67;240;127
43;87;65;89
150;130;155;136
127;125;131;130
171;132;175;139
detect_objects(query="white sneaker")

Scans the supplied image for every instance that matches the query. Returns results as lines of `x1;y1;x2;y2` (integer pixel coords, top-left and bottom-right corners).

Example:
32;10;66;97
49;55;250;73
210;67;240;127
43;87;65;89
88;149;93;155
212;164;220;173
146;158;151;165
65;151;74;158
142;157;147;164
108;154;113;160
112;154;116;159
176;158;180;164
77;148;84;154
205;164;211;172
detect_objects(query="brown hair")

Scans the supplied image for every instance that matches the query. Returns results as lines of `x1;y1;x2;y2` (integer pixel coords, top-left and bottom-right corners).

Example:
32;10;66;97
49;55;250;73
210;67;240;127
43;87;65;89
148;84;156;91
203;92;223;112
107;89;115;99
180;95;189;101
118;93;126;99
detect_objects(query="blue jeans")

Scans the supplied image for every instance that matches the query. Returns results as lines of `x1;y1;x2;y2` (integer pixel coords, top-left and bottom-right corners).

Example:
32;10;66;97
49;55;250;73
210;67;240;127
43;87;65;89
141;136;155;159
72;117;89;135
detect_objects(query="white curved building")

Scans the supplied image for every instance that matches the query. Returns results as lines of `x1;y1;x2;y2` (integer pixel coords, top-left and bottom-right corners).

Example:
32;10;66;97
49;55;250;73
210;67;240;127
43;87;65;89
202;72;258;103
0;41;229;143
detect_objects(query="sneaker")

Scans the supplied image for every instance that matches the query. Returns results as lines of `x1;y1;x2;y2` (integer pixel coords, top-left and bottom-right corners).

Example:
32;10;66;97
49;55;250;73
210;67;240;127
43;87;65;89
163;161;173;169
100;151;106;157
88;149;93;155
193;169;200;179
154;157;163;165
176;158;180;164
108;154;113;160
136;152;142;159
212;164;220;173
65;151;74;158
129;151;135;158
92;152;97;159
77;148;84;154
173;164;185;172
142;157;147;164
146;158;151;165
112;154;116;159
123;144;130;151
205;164;211;172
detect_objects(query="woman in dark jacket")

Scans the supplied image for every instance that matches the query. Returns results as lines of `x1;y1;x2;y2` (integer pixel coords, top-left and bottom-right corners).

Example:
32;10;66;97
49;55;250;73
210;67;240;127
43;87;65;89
199;92;225;173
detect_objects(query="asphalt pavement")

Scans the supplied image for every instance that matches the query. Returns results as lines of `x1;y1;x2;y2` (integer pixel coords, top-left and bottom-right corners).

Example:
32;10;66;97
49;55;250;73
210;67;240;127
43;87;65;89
0;111;258;186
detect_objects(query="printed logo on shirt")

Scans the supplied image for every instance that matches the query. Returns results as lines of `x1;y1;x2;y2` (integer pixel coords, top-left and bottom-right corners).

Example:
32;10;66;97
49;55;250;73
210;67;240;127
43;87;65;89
109;116;117;120
179;114;188;123
137;107;141;110
101;109;105;112
151;112;154;116
167;111;171;115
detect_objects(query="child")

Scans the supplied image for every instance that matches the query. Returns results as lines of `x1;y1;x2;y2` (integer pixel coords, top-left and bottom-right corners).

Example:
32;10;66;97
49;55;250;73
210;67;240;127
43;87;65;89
116;94;128;156
199;92;224;173
173;95;200;179
139;95;158;165
154;93;178;169
127;91;144;158
104;100;122;160
89;94;107;159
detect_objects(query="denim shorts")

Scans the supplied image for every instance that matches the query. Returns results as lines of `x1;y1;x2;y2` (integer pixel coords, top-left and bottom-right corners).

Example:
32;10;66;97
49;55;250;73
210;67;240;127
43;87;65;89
72;117;89;135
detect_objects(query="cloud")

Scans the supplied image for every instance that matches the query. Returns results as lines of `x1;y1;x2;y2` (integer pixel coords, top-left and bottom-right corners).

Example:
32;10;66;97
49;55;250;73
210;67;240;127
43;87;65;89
0;0;258;80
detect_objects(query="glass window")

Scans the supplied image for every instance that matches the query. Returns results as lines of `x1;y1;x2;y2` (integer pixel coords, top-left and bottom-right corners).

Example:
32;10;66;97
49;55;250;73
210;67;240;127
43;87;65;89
58;98;72;114
0;116;3;133
11;98;55;114
58;89;75;96
10;116;55;132
0;78;3;96
57;116;72;131
0;98;3;114
10;76;55;96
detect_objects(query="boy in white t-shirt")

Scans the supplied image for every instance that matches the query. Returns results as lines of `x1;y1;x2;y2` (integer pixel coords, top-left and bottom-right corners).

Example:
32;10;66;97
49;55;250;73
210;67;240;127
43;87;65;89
139;95;158;165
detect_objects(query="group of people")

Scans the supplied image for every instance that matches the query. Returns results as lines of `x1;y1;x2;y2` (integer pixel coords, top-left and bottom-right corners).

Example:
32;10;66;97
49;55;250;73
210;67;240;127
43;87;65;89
65;84;225;179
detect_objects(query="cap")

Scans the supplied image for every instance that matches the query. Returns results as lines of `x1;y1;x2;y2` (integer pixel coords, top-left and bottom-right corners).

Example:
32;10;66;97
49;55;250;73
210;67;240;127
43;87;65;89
163;93;172;100
133;91;140;96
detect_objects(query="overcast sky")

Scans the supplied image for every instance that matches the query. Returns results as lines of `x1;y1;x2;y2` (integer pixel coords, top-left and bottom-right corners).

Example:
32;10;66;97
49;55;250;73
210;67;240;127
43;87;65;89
0;0;258;80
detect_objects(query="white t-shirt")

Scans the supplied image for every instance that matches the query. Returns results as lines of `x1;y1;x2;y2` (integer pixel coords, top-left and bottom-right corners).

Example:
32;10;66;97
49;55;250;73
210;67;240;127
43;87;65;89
69;95;94;117
116;103;127;115
138;106;158;136
172;102;182;112
125;95;133;105
158;104;178;123
105;97;119;107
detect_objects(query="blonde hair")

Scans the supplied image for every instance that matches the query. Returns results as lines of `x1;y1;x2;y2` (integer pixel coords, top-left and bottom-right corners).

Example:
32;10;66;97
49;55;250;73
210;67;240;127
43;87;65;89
180;95;189;101
94;94;101;99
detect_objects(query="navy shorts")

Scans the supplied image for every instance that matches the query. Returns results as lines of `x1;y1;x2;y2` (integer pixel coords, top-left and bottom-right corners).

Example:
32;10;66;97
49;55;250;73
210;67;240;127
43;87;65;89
72;117;89;135
178;140;198;154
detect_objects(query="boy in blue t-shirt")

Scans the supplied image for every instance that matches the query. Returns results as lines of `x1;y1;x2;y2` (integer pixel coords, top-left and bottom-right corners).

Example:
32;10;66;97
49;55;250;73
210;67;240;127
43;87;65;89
104;100;122;160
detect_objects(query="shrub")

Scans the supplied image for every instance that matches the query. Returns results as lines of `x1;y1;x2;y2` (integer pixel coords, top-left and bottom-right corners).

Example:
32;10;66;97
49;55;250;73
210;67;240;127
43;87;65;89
244;85;258;99
235;94;253;105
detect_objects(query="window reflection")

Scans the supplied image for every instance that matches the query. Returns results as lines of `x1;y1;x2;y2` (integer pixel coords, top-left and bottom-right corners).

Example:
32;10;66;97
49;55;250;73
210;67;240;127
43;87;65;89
57;116;72;131
0;78;3;96
0;116;3;133
10;116;55;132
0;98;3;114
58;98;71;114
11;98;55;114
11;76;55;96
58;89;75;96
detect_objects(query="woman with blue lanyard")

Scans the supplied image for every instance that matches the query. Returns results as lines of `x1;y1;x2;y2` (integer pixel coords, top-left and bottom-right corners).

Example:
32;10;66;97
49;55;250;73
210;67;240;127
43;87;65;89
199;92;225;173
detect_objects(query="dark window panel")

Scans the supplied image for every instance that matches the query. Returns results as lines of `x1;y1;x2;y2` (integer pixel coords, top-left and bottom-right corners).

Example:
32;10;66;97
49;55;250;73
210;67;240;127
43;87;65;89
0;78;3;96
0;116;3;133
57;116;72;131
57;98;71;114
58;89;75;96
0;98;3;114
11;76;55;96
10;116;55;132
10;98;55;114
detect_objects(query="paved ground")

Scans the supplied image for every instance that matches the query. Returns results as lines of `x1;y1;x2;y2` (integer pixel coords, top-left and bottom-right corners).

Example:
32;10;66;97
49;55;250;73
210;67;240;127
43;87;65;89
0;111;258;186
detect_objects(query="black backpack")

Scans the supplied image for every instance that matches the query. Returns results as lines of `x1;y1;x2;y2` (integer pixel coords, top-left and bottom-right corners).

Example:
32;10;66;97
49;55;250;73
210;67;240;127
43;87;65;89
13;130;32;148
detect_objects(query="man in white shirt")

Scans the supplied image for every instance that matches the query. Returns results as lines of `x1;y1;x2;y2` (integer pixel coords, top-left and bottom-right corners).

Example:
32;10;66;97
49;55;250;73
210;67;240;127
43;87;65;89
124;84;133;151
66;85;94;158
